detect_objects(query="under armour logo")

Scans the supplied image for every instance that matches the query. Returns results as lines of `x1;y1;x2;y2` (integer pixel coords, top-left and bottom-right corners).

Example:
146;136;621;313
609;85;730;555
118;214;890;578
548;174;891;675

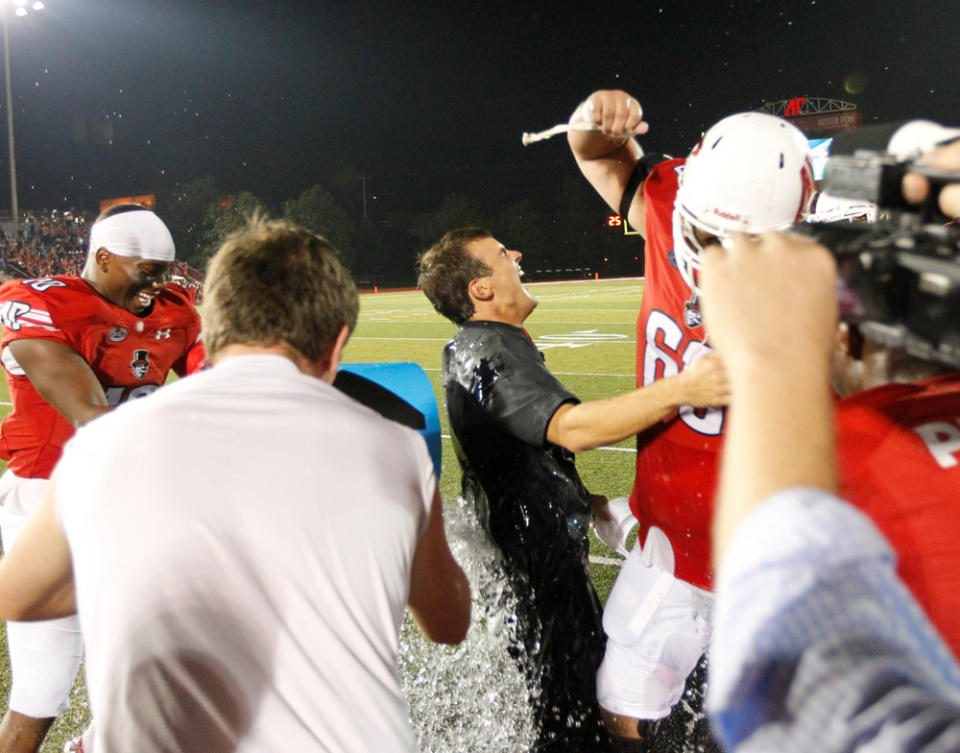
155;329;171;340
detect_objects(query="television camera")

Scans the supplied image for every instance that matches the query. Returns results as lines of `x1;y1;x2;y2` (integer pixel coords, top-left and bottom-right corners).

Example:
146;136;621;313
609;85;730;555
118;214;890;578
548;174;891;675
798;150;960;368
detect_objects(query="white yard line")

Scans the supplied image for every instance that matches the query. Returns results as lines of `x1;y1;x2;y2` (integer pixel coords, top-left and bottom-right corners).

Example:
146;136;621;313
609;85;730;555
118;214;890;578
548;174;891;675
350;336;452;341
351;336;637;344
422;368;634;378
525;277;644;286
528;308;641;312
589;555;624;567
360;308;641;315
358;320;637;325
440;433;634;453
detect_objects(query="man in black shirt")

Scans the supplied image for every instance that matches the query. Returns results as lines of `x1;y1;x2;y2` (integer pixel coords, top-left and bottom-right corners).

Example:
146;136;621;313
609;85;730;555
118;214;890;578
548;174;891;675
418;227;728;752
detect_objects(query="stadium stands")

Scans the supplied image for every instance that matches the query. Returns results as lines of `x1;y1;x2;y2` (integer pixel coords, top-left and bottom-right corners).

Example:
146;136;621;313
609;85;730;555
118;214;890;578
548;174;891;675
0;210;203;296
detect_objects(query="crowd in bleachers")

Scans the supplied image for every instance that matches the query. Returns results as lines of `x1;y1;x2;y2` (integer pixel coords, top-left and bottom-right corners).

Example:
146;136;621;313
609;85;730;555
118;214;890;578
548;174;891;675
0;210;201;290
0;210;89;278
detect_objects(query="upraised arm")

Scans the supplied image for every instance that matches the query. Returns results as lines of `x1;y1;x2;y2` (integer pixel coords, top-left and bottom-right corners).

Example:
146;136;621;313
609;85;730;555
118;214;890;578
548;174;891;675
567;89;650;234
407;489;471;645
699;233;838;563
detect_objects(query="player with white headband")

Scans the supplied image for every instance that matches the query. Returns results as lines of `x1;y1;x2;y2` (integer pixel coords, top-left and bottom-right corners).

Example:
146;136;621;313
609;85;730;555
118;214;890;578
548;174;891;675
85;207;177;314
0;204;205;753
88;207;176;260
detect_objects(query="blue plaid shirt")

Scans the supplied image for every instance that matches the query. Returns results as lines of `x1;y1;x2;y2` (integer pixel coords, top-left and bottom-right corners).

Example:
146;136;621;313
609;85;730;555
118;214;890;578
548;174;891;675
707;487;960;753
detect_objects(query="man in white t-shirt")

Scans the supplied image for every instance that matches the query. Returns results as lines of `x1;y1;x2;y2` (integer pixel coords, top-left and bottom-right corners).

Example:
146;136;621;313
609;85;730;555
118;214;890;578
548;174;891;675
0;215;471;753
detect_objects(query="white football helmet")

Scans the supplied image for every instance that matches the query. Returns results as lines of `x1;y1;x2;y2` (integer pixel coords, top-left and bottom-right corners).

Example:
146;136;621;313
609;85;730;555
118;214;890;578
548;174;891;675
674;112;817;296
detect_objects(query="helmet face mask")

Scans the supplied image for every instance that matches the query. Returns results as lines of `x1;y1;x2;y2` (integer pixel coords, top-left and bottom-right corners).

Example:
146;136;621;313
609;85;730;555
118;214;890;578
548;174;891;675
673;111;817;299
676;213;712;299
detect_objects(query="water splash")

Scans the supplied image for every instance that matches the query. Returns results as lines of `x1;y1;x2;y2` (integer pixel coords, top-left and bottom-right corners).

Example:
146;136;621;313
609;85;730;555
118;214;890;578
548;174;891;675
399;497;537;753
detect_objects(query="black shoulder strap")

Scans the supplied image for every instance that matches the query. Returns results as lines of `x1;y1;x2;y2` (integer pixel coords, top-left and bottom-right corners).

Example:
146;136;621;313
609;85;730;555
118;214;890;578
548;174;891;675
619;153;666;219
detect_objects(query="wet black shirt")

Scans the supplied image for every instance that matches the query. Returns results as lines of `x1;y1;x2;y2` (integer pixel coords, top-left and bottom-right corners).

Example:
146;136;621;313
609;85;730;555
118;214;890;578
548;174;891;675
443;320;592;554
442;320;610;752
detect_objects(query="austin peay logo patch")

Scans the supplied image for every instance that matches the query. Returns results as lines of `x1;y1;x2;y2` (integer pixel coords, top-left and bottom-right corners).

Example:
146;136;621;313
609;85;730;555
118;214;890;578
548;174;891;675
131;349;150;379
108;326;128;342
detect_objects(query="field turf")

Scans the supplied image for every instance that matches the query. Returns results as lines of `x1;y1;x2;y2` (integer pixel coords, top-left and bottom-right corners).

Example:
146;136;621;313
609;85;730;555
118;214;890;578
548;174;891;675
0;277;645;751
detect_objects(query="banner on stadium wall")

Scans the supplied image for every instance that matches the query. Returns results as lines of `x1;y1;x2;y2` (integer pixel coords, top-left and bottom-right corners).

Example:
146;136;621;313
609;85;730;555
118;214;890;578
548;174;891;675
99;194;156;212
789;111;862;134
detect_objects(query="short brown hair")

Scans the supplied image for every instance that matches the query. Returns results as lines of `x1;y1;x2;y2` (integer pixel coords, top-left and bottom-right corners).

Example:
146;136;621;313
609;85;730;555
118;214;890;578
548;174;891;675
202;214;359;362
417;227;492;324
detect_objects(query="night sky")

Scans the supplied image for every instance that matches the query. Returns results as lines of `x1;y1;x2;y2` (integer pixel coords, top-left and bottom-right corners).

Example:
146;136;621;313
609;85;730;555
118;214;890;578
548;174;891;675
4;0;958;217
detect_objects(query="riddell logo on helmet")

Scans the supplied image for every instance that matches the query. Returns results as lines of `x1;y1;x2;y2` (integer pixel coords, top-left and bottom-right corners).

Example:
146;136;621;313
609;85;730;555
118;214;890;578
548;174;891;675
711;208;742;221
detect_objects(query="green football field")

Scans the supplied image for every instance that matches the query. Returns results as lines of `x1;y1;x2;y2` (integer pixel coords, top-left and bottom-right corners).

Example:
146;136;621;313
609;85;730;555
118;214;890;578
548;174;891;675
0;277;645;751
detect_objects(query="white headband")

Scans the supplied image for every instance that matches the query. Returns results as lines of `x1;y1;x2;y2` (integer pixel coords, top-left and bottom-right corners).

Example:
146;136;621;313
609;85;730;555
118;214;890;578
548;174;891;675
88;210;175;262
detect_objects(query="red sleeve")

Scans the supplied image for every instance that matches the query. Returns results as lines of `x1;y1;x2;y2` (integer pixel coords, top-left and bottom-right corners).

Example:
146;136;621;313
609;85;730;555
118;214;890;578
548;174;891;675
0;277;82;351
176;337;207;375
164;284;207;375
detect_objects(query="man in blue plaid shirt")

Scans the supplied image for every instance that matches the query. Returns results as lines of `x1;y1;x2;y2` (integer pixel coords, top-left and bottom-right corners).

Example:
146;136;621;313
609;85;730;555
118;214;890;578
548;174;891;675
700;138;960;753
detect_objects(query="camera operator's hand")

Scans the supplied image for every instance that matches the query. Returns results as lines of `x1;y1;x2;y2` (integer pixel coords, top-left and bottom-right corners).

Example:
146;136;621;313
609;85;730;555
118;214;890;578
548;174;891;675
701;232;837;380
700;232;839;559
902;139;960;219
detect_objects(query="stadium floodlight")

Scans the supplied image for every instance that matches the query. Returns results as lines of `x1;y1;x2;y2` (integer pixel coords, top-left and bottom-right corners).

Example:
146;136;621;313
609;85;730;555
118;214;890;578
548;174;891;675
3;0;43;221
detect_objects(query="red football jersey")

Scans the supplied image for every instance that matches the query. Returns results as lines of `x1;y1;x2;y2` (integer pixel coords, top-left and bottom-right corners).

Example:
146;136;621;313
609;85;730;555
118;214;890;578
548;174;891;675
0;275;205;478
630;158;725;590
836;373;960;660
629;159;960;626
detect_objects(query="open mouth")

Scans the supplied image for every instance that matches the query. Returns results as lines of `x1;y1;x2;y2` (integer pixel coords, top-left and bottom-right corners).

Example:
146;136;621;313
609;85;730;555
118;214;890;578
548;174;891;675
136;291;157;309
517;263;525;278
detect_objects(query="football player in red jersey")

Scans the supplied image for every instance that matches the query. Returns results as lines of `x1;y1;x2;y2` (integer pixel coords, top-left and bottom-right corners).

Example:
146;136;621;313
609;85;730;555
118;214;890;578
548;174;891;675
833;331;960;661
0;204;205;753
567;90;816;749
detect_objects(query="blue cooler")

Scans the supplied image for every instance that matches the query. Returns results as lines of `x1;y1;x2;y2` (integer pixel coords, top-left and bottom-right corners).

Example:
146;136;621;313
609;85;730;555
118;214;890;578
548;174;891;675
335;362;442;480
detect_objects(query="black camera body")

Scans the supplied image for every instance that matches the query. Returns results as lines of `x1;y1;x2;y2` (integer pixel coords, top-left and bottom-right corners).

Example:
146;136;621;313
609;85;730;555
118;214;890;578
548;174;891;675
797;150;960;368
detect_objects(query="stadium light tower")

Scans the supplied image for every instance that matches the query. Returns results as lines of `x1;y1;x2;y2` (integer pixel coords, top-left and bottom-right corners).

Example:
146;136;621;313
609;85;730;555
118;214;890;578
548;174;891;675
2;0;44;221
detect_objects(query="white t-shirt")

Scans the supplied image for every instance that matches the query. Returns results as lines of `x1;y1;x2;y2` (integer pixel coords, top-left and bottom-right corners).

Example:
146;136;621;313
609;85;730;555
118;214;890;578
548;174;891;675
54;354;435;753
